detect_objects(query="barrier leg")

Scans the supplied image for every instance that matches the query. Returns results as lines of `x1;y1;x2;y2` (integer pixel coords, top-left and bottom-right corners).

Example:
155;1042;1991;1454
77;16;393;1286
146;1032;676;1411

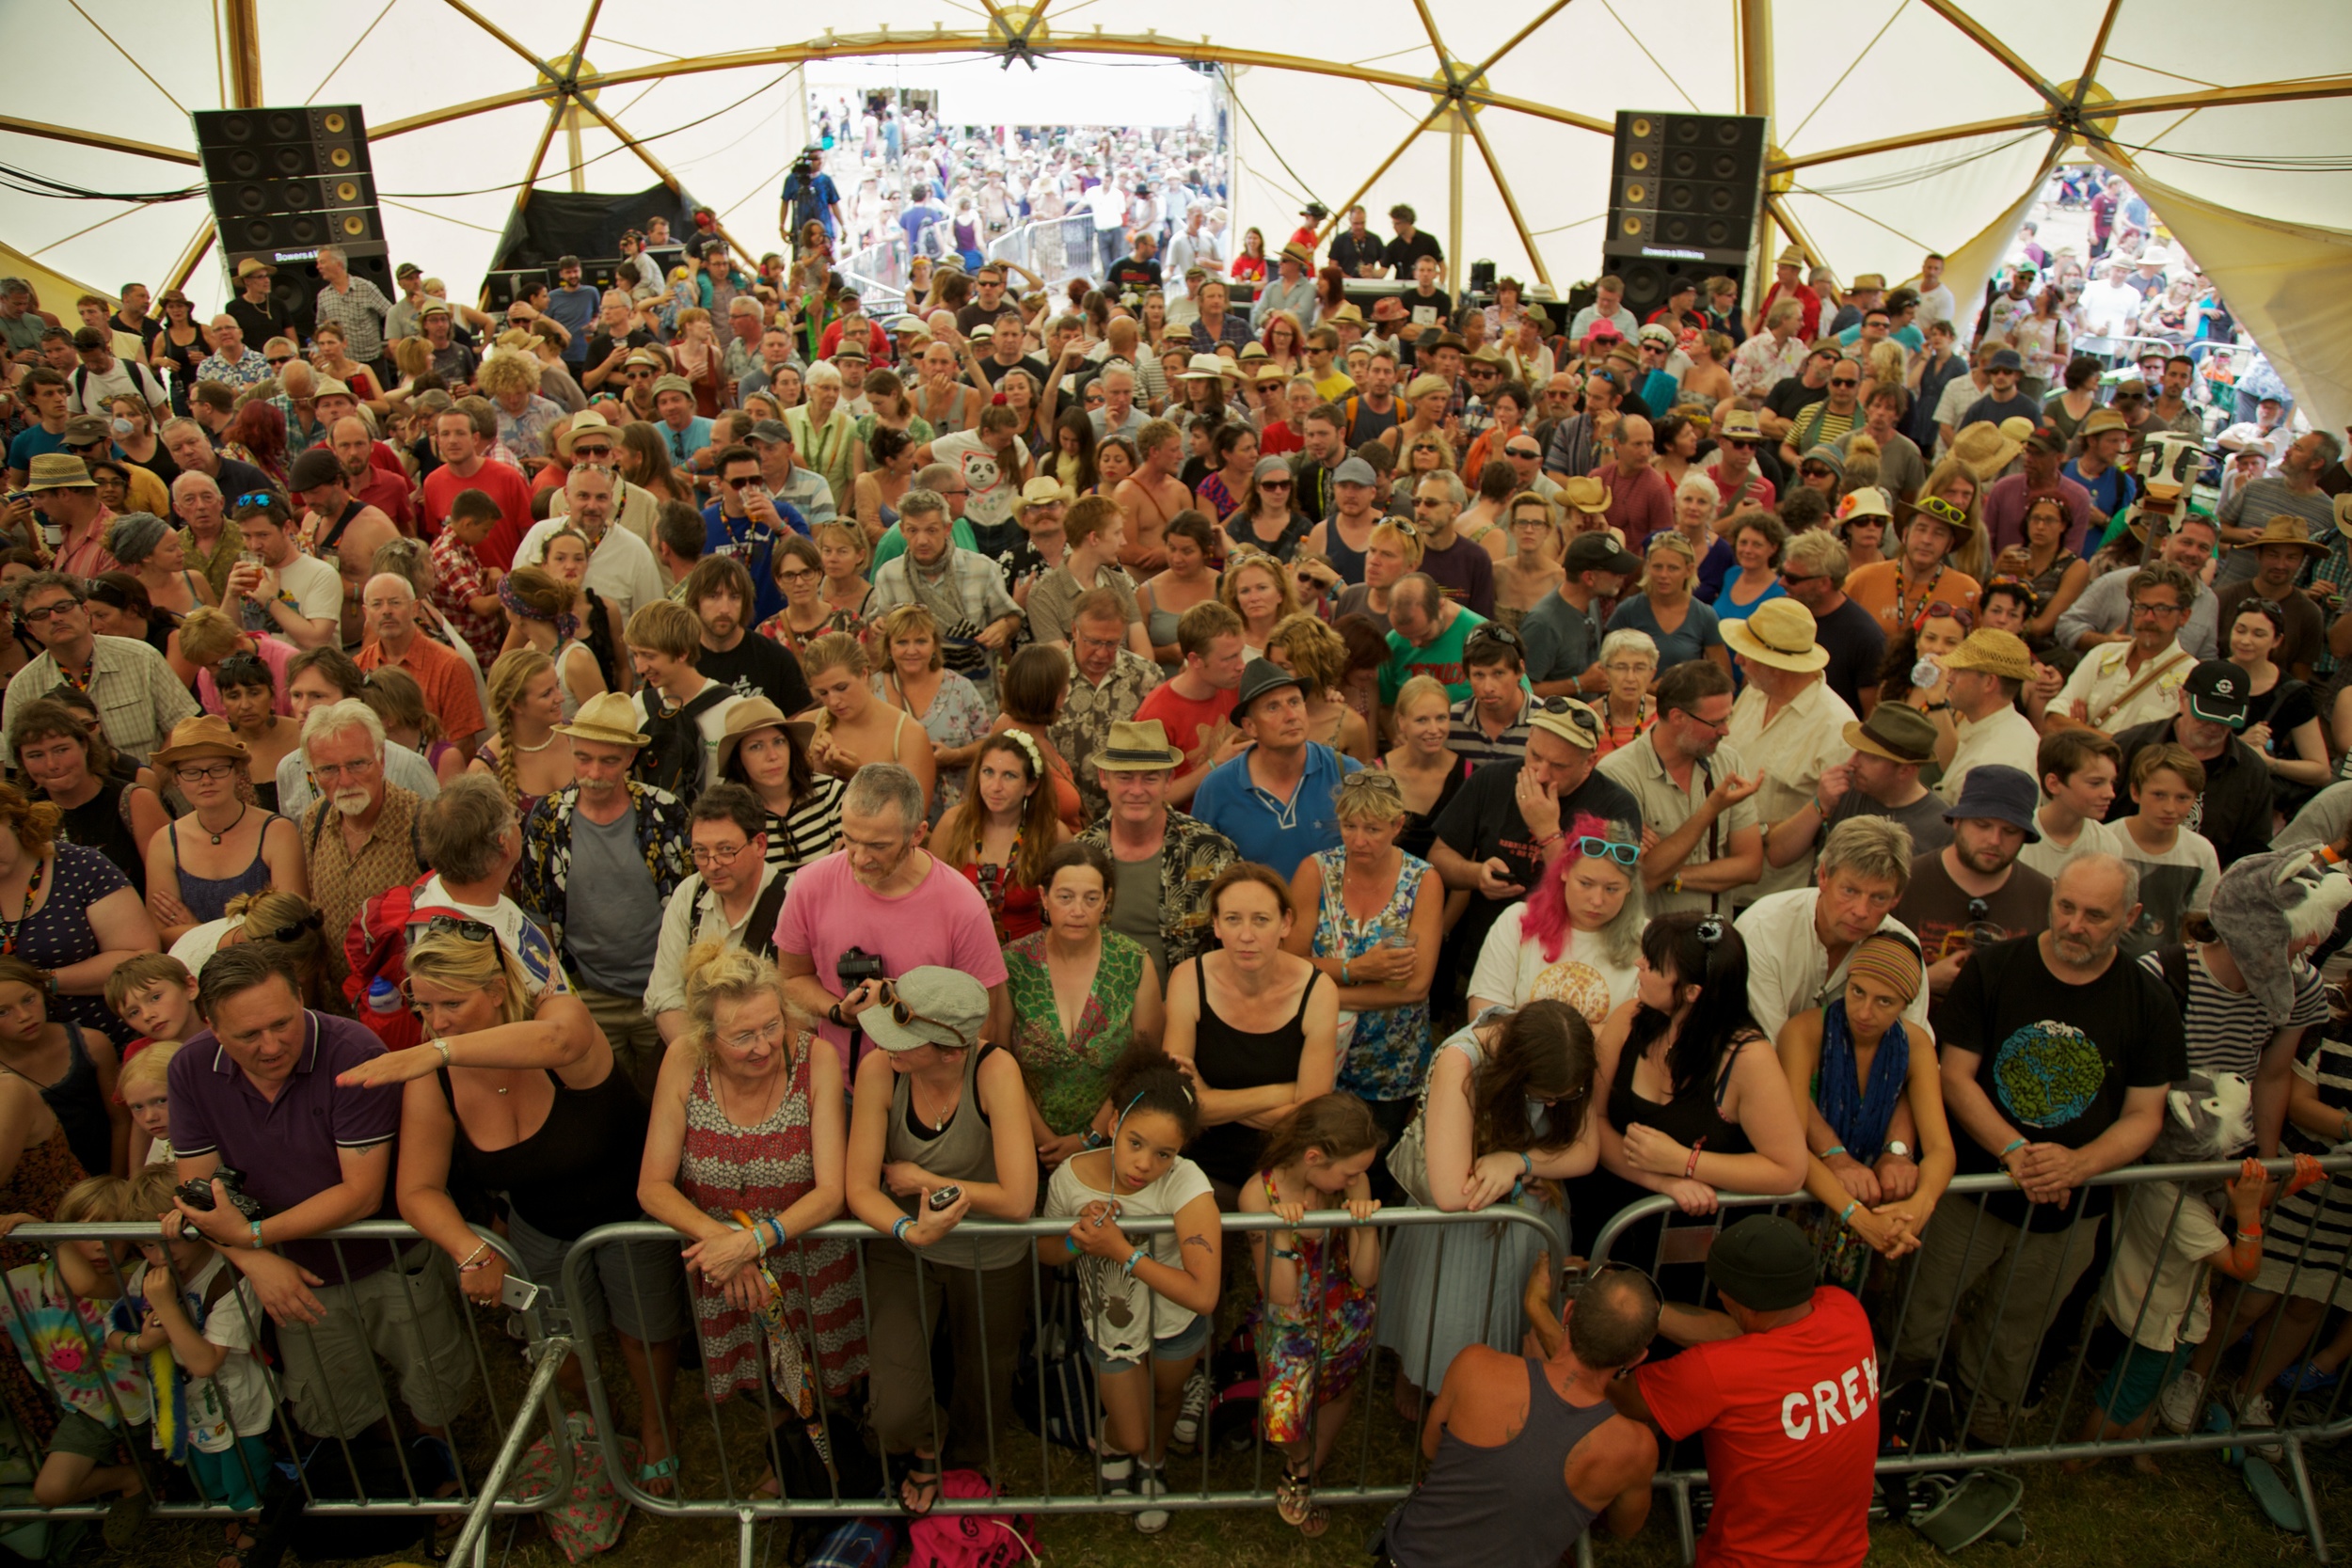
2285;1433;2331;1563
445;1335;572;1568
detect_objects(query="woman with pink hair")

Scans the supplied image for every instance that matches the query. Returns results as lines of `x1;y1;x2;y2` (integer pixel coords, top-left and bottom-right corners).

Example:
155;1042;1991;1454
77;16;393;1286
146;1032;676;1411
1465;816;1646;1024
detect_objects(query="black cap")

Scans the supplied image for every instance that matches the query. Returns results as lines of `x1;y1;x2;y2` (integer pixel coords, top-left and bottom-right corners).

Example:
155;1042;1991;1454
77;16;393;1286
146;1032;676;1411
1565;532;1642;577
286;447;344;492
1705;1215;1816;1311
1415;327;1444;351
2185;659;2250;727
1233;657;1305;719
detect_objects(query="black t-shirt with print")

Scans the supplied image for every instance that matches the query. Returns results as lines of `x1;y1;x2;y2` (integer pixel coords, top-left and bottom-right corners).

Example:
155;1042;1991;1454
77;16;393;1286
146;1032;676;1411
1764;375;1828;426
1941;932;2180;1231
1106;258;1164;292
697;632;811;716
1431;759;1641;962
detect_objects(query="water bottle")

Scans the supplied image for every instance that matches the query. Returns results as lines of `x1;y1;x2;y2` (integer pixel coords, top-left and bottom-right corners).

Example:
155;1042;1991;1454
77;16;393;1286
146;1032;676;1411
365;977;402;1017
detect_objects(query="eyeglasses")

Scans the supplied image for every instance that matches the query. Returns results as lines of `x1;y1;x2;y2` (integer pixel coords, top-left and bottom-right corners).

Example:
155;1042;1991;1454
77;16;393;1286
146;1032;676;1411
691;839;752;868
249;910;325;944
1575;836;1641;867
19;600;78;624
1778;568;1821;588
173;762;239;784
423;915;498;946
1675;705;1733;734
2129;598;2184;617
719;1014;788;1053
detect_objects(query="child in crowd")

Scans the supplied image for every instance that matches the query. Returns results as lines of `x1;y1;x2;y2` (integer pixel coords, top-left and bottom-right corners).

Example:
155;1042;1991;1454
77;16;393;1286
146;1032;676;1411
122;1169;278;1526
2018;729;2123;882
1241;1093;1383;1539
431;487;509;666
1040;1047;1222;1535
117;1041;179;1169
1;1176;152;1534
2114;743;2217;953
105;953;199;1067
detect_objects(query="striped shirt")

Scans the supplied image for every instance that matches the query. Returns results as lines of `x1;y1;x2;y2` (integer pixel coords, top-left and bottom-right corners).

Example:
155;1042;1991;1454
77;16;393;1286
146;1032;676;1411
765;773;845;872
1446;693;1533;773
2142;944;2328;1090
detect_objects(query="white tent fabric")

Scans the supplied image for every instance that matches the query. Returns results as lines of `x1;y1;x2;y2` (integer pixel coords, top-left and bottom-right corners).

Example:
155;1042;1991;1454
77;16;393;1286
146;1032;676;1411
4;2;2347;421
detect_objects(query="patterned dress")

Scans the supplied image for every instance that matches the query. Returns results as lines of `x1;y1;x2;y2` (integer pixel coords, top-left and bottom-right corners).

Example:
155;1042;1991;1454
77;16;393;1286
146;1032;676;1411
1308;848;1434;1105
1004;930;1147;1133
0;1127;89;1445
1254;1171;1375;1445
676;1043;866;1401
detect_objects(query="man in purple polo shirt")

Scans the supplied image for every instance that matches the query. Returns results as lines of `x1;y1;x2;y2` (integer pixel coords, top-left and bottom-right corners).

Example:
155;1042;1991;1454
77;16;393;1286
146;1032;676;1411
167;946;472;1440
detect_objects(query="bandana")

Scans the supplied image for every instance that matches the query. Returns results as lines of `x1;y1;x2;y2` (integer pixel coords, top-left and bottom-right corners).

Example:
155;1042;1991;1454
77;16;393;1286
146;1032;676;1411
499;573;579;644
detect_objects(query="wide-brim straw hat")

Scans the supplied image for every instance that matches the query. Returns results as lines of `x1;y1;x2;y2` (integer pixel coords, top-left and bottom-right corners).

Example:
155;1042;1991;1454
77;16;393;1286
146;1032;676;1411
1721;598;1830;673
557;691;651;749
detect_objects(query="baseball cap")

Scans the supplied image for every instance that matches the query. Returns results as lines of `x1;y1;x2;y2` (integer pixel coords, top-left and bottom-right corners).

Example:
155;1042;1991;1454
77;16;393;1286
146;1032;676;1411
1332;456;1378;487
745;420;793;445
1565;532;1642;577
2185;659;2250;727
1987;348;2024;372
286;447;344;492
1528;697;1601;751
1707;1215;1815;1312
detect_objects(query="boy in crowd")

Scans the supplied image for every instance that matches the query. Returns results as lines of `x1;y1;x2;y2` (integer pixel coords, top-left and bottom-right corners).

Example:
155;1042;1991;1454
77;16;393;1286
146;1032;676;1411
117;1039;179;1170
9;1177;152;1532
429;488;508;666
2114;743;2218;954
2018;729;2125;881
105;954;199;1064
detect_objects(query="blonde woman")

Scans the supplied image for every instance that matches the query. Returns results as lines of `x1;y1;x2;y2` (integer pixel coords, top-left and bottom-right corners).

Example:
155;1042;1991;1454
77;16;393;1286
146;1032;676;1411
370;920;690;1493
1265;613;1374;764
802;630;937;811
1390;431;1455;512
479;352;564;467
1493;491;1565;632
866;602;988;815
1376;673;1466;865
1333;519;1423;635
639;942;862;1492
1218;552;1299;661
469;649;575;818
813;520;871;624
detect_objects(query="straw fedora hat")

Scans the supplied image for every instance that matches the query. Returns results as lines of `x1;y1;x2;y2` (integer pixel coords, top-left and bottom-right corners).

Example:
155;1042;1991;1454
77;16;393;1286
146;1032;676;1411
1941;628;2033;683
1557;475;1612;516
1093;719;1183;772
2233;515;2328;559
151;715;250;768
1947;420;2023;478
21;453;94;493
556;408;617;460
557;691;651;749
1721;598;1830;673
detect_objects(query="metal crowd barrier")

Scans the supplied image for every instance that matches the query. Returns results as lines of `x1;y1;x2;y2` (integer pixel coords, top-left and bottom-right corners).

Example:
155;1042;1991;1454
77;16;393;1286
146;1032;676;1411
559;1205;1566;1566
1589;1156;2352;1564
0;1219;573;1568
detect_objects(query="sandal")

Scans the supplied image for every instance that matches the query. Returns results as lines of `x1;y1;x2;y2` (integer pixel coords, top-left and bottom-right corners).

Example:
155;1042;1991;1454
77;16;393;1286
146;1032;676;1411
897;1455;942;1517
1275;1465;1311;1528
637;1453;679;1497
216;1520;259;1568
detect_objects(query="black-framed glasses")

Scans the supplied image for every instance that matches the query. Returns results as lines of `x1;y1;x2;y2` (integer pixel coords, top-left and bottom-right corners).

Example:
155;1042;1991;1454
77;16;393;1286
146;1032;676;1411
19;599;79;624
1779;568;1822;587
1575;836;1641;867
172;762;239;784
1828;377;1860;388
691;840;751;868
2129;598;2184;618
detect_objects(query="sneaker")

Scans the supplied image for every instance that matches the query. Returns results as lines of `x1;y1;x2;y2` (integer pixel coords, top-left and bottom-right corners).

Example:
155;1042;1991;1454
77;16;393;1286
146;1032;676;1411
1133;1465;1169;1534
2278;1361;2342;1395
2237;1390;2285;1462
1171;1367;1213;1452
2156;1369;2206;1434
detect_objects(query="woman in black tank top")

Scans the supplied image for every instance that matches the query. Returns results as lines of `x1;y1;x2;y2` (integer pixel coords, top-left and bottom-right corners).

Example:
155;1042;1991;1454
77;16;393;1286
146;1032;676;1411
1164;866;1342;1195
1570;912;1808;1266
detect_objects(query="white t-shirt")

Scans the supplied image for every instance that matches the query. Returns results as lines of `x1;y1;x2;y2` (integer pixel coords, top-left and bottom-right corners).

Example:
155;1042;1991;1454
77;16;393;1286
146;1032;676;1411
2016;813;2124;883
142;1255;276;1444
265;550;342;626
410;876;568;996
1044;1150;1214;1361
1736;888;1933;1043
514;515;665;624
1467;905;1639;1027
2102;1178;2227;1350
928;430;1019;529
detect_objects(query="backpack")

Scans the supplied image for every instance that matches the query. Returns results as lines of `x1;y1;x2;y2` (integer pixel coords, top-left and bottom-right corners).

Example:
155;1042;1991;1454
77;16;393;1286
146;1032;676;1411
342;876;559;1051
693;875;789;963
903;1472;1037;1568
1009;1273;1096;1453
633;687;732;805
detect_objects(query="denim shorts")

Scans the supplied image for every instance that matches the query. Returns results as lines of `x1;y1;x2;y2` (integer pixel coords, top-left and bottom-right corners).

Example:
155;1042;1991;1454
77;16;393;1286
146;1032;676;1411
1083;1311;1210;1376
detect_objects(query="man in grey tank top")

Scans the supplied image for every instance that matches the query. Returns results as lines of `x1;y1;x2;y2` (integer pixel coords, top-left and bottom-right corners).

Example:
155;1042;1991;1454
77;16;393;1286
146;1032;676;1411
1378;1264;1661;1568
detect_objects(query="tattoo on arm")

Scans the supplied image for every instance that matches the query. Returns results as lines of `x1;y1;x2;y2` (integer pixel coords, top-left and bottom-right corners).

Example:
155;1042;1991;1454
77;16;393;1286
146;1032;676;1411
1182;1233;1213;1255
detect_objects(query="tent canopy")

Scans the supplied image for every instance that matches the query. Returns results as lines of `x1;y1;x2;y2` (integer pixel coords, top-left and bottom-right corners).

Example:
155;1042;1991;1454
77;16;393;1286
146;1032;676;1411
6;1;2349;423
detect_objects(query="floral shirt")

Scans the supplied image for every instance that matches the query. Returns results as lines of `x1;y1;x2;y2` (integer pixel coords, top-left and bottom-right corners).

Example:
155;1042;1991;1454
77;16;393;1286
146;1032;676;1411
516;781;692;962
1005;928;1149;1133
1075;809;1238;973
1308;847;1435;1101
494;395;568;464
1049;649;1162;826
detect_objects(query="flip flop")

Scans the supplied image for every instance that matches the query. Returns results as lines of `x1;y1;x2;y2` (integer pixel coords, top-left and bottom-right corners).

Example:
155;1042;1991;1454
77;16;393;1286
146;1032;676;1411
2244;1456;2307;1532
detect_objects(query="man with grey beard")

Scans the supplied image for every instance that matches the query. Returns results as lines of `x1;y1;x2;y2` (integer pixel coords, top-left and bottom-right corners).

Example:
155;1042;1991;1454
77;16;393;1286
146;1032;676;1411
297;698;426;987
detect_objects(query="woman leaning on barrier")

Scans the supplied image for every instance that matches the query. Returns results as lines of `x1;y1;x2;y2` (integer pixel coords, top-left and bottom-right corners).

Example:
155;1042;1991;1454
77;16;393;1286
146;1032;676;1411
1571;911;1808;1266
1774;929;1956;1287
845;965;1038;1517
1375;998;1599;1424
639;942;864;1496
362;918;690;1494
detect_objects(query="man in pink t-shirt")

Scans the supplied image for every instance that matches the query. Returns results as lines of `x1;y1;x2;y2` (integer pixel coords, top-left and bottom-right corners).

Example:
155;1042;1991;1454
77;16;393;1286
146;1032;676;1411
1610;1216;1878;1568
772;762;1009;1067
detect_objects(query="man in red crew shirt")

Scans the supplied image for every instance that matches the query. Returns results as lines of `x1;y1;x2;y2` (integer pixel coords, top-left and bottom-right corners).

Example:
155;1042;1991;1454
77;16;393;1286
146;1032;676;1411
1610;1216;1877;1568
421;406;534;567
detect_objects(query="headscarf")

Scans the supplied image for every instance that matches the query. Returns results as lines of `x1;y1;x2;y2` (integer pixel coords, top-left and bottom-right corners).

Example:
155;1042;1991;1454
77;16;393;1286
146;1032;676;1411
1817;932;1922;1157
498;573;579;645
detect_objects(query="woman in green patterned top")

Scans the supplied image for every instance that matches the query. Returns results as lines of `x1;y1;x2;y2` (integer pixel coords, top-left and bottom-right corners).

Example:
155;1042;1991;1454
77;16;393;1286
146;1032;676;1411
1006;842;1166;1165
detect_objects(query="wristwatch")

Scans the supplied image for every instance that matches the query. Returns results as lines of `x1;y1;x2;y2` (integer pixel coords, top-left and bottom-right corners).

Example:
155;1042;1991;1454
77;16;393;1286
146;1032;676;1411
1883;1141;1914;1161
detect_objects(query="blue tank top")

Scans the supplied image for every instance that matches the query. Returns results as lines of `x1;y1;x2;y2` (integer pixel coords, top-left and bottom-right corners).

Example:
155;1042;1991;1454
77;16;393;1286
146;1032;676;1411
167;815;279;923
1386;1356;1615;1568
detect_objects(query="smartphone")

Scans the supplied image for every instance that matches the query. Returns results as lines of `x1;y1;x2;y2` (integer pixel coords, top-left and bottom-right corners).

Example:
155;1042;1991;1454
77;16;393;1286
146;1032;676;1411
927;1184;963;1212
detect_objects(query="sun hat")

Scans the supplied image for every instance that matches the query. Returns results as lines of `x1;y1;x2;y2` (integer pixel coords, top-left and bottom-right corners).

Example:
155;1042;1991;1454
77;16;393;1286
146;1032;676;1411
1835;486;1893;523
152;715;250;768
1177;352;1227;382
651;374;694;399
1942;627;2033;683
21;453;93;492
1721;598;1831;672
1094;719;1183;772
1948;420;2023;478
1404;373;1450;403
557;691;651;748
2233;515;2328;559
1942;763;2041;841
556;408;617;459
711;696;812;781
1716;408;1763;444
1018;476;1067;509
2080;407;2131;438
1558;475;1611;515
1843;704;1937;767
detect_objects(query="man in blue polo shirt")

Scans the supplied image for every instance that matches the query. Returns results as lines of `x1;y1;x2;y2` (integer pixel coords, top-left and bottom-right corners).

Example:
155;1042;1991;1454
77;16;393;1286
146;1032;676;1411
1192;658;1361;877
167;946;473;1441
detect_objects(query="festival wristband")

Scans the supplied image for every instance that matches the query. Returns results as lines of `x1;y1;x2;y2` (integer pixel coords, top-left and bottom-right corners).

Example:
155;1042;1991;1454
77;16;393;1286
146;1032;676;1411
1821;1145;1848;1162
2239;1226;2265;1242
1998;1137;2027;1160
1518;1151;1534;1178
1683;1137;1706;1180
249;1219;266;1251
1121;1245;1149;1276
1839;1201;1859;1227
1063;1233;1080;1256
893;1216;916;1245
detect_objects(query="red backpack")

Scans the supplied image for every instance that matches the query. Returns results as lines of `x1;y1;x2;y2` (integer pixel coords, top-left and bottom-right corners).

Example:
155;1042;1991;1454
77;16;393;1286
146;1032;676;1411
342;877;437;1051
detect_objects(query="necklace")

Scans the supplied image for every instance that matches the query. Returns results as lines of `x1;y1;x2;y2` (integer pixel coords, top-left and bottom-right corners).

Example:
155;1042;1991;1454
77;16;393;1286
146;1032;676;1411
0;855;44;956
514;732;558;753
206;800;248;847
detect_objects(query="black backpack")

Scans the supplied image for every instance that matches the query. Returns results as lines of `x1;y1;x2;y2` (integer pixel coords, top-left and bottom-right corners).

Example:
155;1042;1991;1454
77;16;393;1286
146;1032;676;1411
632;686;733;806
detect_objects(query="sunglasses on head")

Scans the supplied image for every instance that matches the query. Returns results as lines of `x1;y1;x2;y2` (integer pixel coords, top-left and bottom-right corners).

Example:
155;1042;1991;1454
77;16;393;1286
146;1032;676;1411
424;914;501;949
1914;600;1975;631
1915;497;1967;529
1469;624;1523;649
232;491;276;511
250;910;326;945
869;980;977;1049
1532;695;1597;732
1575;836;1641;867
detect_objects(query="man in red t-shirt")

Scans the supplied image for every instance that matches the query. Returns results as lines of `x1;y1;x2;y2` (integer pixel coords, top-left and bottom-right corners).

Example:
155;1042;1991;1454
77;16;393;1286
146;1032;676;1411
420;406;534;566
1611;1216;1877;1568
1132;599;1247;805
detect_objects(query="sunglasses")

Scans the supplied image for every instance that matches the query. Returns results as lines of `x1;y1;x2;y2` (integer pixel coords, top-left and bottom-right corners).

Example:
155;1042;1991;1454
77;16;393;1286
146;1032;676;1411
1801;465;1834;479
1257;479;1292;490
266;356;293;368
1914;600;1975;631
569;443;614;460
233;491;277;511
250;910;325;945
1829;377;1860;388
722;475;765;492
1532;695;1597;732
424;914;501;947
869;980;976;1049
1469;624;1523;649
1575;836;1641;867
1914;497;1967;529
1506;447;1542;460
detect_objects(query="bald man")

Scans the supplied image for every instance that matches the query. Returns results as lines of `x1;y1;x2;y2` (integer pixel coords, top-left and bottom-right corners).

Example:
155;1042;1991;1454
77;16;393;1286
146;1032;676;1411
356;571;485;754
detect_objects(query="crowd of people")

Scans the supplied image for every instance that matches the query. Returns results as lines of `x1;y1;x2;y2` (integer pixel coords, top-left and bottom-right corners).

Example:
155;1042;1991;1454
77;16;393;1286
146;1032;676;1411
0;149;2346;1568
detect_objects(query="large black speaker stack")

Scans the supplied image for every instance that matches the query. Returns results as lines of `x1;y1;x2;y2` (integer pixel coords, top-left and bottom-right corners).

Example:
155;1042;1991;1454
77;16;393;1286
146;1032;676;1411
1602;111;1767;315
195;105;393;341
